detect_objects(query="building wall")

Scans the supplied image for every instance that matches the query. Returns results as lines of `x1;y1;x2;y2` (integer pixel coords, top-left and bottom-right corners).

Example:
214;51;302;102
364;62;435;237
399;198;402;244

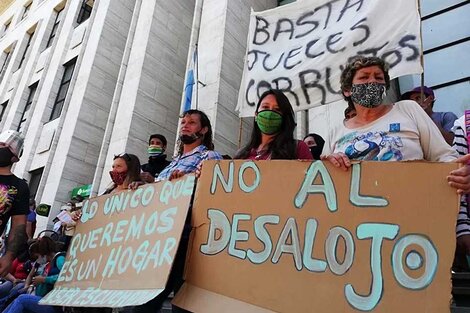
0;0;14;16
399;0;469;117
0;0;193;232
187;0;277;157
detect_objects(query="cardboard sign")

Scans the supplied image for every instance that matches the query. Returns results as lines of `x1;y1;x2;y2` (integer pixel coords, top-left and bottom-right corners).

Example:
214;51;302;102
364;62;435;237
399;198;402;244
236;0;423;117
174;161;458;312
41;175;195;308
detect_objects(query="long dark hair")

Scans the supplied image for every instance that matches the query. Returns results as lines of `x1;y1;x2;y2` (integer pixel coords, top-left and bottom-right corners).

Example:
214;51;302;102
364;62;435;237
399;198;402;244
177;109;215;155
113;153;142;186
235;89;297;160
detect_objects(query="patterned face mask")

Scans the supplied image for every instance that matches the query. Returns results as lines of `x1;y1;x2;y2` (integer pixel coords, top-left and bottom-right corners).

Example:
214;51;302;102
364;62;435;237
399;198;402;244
109;170;127;186
350;82;386;108
256;110;283;135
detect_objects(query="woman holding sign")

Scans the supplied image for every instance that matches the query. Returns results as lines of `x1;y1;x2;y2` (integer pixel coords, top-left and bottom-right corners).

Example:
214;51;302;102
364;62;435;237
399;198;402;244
324;56;470;192
235;89;313;160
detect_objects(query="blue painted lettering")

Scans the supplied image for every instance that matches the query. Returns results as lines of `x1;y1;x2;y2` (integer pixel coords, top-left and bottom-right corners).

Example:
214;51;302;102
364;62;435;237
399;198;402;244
247;215;280;264
238;161;261;193
294;161;337;211
228;214;251;259
350;164;388;207
325;226;354;275
210;162;234;194
200;209;231;255
303;219;327;272
345;223;399;311
157;207;177;233
272;217;302;271
392;234;438;290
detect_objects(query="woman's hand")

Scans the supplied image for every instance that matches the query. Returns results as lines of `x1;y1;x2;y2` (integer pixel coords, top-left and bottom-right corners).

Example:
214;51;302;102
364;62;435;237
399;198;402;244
448;154;470;194
128;181;145;190
32;276;46;286
322;153;351;171
195;162;204;178
169;170;185;181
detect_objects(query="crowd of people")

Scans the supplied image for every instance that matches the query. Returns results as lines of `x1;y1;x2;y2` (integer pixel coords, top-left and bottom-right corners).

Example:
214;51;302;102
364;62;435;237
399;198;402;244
0;55;468;312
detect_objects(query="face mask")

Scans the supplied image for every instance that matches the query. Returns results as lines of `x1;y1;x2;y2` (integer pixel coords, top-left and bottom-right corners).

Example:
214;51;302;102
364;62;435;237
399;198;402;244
0;147;14;167
350;82;386;108
180;132;202;145
148;145;164;158
109;170;127;185
36;255;47;265
310;146;323;160
256;110;283;135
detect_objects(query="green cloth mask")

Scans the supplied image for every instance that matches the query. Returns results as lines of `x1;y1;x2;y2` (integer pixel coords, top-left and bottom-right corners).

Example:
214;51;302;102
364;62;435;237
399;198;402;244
256;110;283;135
148;145;163;157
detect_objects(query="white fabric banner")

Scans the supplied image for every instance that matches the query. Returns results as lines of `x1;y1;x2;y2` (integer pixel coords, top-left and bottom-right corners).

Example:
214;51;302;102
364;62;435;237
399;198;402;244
236;0;422;117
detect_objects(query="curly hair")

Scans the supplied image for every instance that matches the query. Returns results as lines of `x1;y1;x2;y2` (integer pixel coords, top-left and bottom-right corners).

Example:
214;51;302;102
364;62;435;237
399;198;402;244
340;56;391;106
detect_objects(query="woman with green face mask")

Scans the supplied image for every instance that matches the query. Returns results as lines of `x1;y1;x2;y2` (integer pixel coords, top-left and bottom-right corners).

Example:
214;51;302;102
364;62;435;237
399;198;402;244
235;89;313;160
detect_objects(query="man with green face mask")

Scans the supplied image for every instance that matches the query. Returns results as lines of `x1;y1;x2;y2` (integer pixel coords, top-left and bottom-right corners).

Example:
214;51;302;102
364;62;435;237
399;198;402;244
140;134;170;183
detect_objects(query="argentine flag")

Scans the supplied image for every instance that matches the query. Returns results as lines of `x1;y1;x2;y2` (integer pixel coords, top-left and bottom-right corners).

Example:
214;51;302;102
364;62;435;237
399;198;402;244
182;48;197;113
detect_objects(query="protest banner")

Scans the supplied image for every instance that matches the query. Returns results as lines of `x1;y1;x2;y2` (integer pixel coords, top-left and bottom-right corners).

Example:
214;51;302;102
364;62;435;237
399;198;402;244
236;0;423;117
41;175;195;308
174;161;458;312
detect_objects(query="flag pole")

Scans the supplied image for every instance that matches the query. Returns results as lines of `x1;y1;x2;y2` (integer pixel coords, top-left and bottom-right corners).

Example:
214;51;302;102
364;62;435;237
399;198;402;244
417;0;425;106
238;117;243;149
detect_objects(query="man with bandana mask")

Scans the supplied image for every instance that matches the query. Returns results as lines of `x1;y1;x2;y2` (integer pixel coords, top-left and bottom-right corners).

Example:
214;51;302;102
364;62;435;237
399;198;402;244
140;134;170;183
0;130;29;278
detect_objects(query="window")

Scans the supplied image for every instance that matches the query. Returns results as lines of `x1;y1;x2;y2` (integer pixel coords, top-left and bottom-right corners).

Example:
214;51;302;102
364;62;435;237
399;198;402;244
18;83;37;132
18;32;34;69
76;0;93;24
49;59;76;121
1;19;12;38
0;50;12;76
29;167;44;199
46;8;63;48
278;0;296;5
22;2;32;20
0;101;8;121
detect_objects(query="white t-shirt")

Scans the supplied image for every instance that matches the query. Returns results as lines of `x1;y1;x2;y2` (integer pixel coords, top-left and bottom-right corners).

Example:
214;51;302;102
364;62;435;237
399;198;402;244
325;100;458;162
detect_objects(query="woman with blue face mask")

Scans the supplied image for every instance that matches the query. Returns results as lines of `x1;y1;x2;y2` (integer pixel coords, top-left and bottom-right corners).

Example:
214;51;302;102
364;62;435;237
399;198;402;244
323;56;470;194
235;89;313;160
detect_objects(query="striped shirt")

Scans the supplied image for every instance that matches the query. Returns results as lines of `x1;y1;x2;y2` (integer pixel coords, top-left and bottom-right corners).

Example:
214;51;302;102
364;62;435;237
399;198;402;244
453;117;470;237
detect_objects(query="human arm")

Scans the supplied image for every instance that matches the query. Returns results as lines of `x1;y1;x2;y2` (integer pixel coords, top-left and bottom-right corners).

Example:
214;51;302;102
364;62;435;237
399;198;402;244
26;221;33;240
400;101;457;161
437;112;458;145
0;215;27;277
44;256;65;285
24;263;37;288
